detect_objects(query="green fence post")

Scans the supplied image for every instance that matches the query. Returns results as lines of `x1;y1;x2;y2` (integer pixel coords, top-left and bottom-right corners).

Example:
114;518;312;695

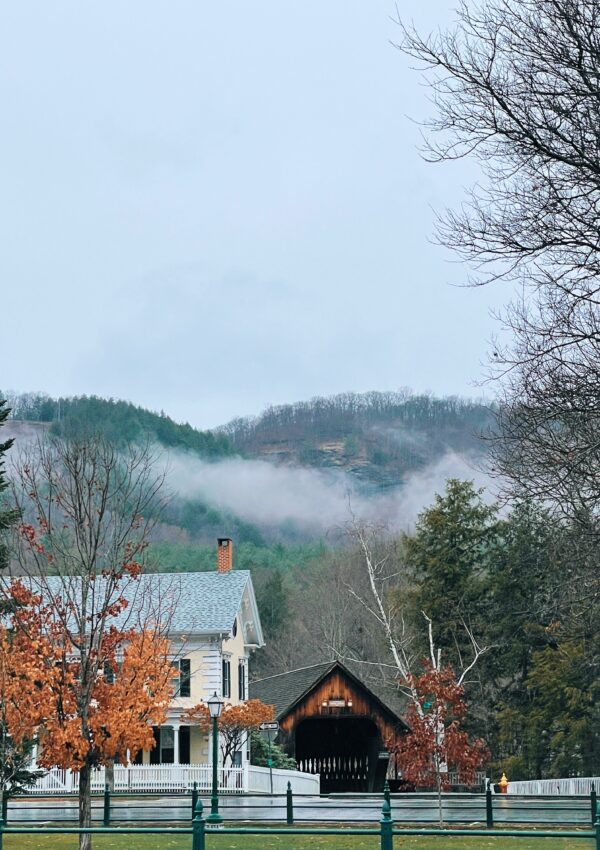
592;782;597;827
286;781;294;825
103;783;111;827
384;780;391;807
193;799;206;850
380;794;394;850
192;781;199;819
486;778;494;829
1;791;7;827
0;809;4;850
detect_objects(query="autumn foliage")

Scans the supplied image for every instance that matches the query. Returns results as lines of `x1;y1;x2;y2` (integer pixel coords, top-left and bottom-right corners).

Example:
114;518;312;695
184;699;274;766
392;663;489;790
0;580;174;770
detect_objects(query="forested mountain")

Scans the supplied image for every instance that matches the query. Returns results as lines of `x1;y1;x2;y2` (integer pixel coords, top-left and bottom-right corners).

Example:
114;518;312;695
220;391;493;487
3;390;494;548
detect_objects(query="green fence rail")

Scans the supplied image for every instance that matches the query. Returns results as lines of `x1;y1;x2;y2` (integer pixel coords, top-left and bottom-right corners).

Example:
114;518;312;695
7;776;598;827
0;795;598;850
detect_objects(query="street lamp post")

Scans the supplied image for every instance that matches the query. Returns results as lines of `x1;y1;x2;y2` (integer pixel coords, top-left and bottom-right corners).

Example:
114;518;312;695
207;691;224;825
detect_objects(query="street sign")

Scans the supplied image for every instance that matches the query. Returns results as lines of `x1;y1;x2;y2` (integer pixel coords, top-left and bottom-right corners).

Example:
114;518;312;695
258;721;279;731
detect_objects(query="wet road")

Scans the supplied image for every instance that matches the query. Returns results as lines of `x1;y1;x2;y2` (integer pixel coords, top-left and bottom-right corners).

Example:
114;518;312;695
8;794;594;826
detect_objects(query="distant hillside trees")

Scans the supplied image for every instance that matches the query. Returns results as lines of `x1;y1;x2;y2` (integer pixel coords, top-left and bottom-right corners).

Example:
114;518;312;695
222;392;492;446
1;393;232;458
220;392;494;484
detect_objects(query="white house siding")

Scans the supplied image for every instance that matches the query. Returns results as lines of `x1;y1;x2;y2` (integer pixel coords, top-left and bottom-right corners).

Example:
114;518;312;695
199;642;223;701
139;620;252;766
222;616;249;704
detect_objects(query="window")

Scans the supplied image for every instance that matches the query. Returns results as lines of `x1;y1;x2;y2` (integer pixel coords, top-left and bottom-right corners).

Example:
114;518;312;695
222;658;231;698
172;659;191;698
238;662;246;700
160;726;174;764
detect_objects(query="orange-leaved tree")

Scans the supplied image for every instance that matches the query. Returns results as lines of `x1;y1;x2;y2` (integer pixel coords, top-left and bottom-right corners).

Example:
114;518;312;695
183;699;274;766
2;580;174;848
6;436;174;850
392;662;489;823
0;589;57;791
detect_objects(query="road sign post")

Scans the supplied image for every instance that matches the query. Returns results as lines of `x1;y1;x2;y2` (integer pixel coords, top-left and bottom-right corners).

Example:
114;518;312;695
258;722;279;796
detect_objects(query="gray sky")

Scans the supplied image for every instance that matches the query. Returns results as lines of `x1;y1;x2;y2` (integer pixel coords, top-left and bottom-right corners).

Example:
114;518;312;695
1;1;506;429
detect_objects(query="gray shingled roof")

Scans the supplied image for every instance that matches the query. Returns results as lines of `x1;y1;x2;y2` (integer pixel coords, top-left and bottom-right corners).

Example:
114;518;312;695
250;662;335;717
250;660;407;727
42;571;255;636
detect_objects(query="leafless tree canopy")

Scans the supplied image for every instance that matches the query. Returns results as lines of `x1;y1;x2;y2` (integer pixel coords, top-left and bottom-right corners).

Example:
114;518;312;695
401;0;600;286
9;435;170;630
400;0;600;516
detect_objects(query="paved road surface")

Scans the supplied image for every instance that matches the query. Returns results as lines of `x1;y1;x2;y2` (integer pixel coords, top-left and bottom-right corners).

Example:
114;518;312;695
8;794;594;826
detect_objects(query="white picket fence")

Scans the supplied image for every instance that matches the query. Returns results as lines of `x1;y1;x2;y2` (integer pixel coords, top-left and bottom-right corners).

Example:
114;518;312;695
29;764;246;795
507;776;600;795
248;765;320;794
27;763;320;795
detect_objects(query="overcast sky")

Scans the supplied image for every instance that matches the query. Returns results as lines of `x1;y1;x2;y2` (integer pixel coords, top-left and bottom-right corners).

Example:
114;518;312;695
1;1;506;429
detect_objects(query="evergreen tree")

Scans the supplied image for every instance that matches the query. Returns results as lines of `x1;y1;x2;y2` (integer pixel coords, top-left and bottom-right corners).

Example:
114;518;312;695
0;399;19;570
404;479;499;664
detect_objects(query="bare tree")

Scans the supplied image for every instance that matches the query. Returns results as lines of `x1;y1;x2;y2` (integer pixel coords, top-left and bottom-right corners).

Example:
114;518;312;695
346;521;490;714
398;0;600;515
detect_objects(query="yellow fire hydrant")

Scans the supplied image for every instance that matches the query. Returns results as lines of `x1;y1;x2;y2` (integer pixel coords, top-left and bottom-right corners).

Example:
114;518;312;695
498;773;509;794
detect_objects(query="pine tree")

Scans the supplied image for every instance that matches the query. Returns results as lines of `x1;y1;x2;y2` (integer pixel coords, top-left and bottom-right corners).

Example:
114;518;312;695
0;400;19;570
405;479;499;664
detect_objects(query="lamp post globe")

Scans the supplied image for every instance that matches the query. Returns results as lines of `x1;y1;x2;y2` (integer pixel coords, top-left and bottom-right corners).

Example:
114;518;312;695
207;691;224;825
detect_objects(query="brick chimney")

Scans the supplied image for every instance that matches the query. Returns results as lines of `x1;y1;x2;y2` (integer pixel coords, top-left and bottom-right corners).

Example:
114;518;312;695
217;538;233;573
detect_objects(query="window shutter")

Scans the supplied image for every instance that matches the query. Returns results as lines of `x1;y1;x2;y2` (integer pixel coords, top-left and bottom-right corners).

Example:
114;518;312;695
222;658;231;698
238;662;246;700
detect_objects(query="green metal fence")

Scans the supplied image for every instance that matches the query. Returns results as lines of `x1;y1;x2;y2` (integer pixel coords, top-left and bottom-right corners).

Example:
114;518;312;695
0;796;598;850
6;778;600;827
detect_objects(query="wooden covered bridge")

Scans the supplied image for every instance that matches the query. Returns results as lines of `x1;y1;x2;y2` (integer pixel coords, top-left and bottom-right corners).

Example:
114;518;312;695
250;661;408;793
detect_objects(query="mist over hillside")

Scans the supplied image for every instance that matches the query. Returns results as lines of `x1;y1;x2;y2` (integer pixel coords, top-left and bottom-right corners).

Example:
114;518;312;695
3;390;495;546
219;391;494;488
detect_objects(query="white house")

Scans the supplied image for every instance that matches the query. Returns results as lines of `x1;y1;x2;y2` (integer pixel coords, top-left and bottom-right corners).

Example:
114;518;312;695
136;537;264;766
29;538;319;794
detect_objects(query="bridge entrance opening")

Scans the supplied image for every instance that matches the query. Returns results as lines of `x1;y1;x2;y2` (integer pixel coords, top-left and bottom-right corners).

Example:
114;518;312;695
295;716;387;793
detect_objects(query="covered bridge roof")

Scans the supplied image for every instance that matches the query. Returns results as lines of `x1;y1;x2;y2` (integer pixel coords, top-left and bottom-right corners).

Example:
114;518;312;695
250;660;408;728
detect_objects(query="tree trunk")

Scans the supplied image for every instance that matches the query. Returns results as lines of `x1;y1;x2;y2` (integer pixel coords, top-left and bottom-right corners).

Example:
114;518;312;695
78;763;92;850
436;769;443;827
106;760;115;792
